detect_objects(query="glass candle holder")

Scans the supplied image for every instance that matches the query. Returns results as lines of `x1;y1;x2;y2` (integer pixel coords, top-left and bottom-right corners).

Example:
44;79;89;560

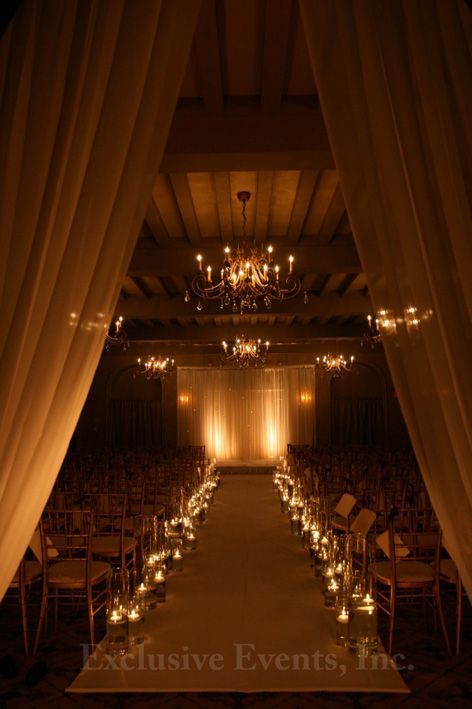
153;565;167;602
106;570;129;655
127;599;145;645
349;594;378;657
184;528;197;551
172;546;184;572
322;566;335;593
335;606;350;647
324;578;339;608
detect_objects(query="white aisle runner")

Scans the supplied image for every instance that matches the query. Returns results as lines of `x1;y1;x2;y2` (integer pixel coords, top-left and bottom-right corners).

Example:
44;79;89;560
69;475;408;693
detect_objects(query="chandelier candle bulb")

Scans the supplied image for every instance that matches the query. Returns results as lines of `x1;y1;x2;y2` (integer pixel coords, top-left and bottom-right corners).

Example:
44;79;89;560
197;254;203;270
289;255;294;272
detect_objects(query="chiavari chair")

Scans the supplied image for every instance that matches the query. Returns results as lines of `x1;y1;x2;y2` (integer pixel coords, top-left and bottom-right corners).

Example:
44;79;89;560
34;510;110;653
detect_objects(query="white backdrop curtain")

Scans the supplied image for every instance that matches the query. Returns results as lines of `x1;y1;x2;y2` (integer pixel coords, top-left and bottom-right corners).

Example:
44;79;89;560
300;0;472;595
177;367;315;462
0;0;200;599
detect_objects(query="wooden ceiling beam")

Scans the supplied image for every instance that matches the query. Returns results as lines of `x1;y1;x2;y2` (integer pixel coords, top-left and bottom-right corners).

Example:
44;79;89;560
317;183;346;244
144;200;170;245
128;242;362;277
254;171;273;239
126;323;364;342
119;292;371;320
261;0;294;112
161;107;334;172
194;0;223;113
287;169;318;243
169;173;201;245
213;172;233;242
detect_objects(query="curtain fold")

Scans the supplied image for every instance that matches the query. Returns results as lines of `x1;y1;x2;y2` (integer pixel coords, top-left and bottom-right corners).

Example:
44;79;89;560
177;367;315;462
331;398;384;447
109;400;163;449
300;0;472;595
0;0;200;599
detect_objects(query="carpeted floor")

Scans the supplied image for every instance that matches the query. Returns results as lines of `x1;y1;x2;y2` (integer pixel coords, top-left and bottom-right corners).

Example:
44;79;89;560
0;474;471;707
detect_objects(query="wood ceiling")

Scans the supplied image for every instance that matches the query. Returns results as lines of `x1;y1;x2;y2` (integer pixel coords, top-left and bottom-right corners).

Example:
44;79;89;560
119;0;370;346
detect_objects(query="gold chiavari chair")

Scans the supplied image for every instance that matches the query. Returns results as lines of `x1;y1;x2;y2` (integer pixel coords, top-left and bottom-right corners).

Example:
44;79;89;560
369;507;450;655
34;510;110;653
83;493;137;571
435;532;468;655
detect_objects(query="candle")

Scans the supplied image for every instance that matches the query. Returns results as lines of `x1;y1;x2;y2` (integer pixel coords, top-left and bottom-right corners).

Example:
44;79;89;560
335;607;350;647
109;609;122;623
128;605;144;645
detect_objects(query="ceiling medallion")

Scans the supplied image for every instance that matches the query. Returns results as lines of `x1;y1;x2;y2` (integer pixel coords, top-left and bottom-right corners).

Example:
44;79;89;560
105;315;129;351
185;191;304;314
315;353;355;377
135;355;175;380
221;335;269;368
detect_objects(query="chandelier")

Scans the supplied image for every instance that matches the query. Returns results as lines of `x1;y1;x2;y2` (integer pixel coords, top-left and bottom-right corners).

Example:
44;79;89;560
185;191;303;314
315;353;355;377
221;335;269;368
362;314;382;349
105;315;129;351
135;355;175;380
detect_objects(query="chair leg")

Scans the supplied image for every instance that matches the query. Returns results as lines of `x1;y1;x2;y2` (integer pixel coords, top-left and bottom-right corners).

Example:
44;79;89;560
19;581;29;656
388;585;396;656
88;598;95;650
434;582;451;655
456;578;462;656
33;588;48;656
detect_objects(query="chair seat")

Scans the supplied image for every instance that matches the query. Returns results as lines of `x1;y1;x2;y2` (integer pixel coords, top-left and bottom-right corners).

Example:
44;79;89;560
438;558;458;583
92;536;136;556
48;560;110;587
331;514;348;531
370;560;434;584
10;561;42;587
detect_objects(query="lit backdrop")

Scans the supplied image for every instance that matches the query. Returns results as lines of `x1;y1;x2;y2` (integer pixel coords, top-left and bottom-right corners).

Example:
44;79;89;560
177;367;315;462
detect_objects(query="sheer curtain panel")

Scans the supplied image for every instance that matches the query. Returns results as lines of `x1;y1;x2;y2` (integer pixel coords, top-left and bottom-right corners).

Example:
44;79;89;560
177;367;315;462
0;0;200;599
301;0;472;595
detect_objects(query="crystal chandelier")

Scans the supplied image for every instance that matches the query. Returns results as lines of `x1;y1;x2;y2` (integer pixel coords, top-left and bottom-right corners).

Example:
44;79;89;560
135;355;175;380
185;191;303;314
105;315;129;351
362;314;382;349
315;353;355;377
221;335;269;368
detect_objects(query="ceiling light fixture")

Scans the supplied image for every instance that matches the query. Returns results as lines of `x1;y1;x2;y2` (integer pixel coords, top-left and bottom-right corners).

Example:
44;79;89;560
315;353;355;377
221;335;269;368
135;355;175;380
185;191;304;314
105;316;129;351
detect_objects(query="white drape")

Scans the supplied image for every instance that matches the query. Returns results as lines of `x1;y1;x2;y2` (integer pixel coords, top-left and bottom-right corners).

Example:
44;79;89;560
300;0;472;595
0;0;200;599
177;367;315;462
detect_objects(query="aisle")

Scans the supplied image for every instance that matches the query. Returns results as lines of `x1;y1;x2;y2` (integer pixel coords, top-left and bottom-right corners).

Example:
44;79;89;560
69;475;408;693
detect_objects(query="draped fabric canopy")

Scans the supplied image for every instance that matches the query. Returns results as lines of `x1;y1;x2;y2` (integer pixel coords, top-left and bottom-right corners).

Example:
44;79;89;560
177;367;315;462
0;0;200;599
300;0;472;595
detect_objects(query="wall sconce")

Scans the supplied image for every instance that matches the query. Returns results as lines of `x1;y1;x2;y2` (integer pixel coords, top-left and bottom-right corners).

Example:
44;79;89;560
299;391;312;404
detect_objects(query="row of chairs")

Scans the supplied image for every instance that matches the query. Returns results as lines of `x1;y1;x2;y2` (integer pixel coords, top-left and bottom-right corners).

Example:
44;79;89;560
4;445;207;655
